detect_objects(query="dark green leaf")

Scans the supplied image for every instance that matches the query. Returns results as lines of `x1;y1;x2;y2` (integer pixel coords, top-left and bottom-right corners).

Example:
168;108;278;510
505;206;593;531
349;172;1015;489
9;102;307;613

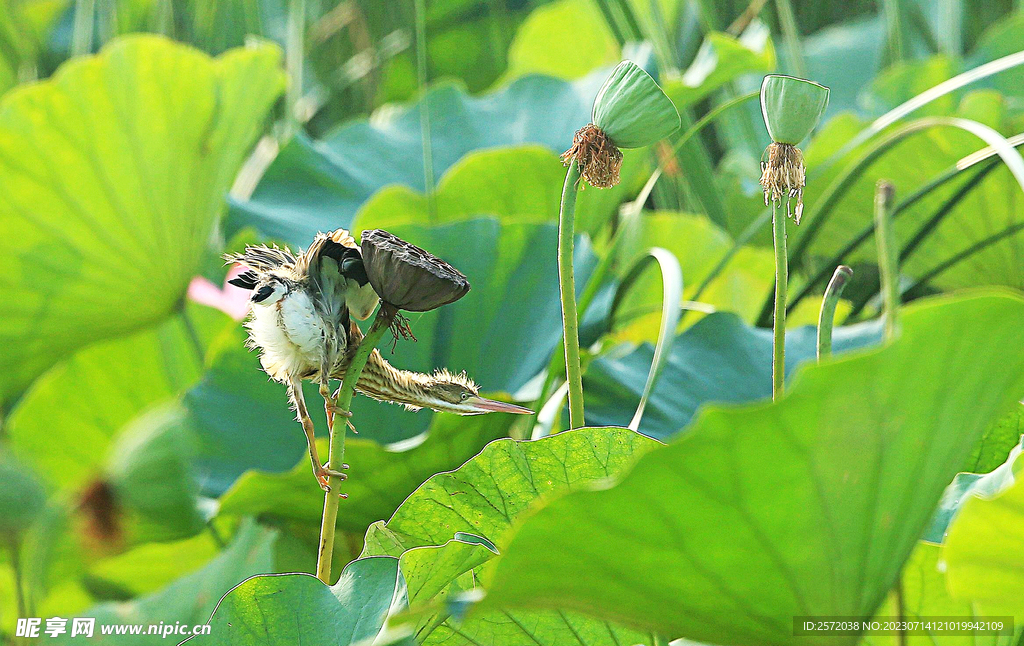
227;74;612;247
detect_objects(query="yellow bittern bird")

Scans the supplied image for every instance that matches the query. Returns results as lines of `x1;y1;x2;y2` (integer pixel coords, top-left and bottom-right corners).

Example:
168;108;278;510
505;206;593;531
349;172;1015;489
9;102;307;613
225;229;531;491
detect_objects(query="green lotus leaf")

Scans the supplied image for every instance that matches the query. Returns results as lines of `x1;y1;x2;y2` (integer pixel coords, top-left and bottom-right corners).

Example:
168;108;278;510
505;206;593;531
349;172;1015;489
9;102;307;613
0;34;284;406
361;426;657;646
106;404;205;543
51;522;276;646
944;453;1024;609
183;558;406;646
760;74;830;144
592;60;680;149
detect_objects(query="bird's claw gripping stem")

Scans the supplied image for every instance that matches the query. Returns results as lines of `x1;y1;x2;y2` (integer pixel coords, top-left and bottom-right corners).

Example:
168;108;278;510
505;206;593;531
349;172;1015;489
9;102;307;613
315;463;349;495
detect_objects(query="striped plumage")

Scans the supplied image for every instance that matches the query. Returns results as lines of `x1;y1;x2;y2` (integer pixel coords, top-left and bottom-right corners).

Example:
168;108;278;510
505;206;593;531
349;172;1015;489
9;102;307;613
226;229;531;490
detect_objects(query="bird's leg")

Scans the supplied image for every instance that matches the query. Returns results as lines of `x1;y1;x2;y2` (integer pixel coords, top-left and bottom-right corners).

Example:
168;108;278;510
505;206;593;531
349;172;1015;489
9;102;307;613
289;380;347;492
319;381;353;421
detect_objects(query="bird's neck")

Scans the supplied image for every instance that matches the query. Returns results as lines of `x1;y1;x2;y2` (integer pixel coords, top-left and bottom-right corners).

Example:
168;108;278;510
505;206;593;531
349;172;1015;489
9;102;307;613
355;348;436;410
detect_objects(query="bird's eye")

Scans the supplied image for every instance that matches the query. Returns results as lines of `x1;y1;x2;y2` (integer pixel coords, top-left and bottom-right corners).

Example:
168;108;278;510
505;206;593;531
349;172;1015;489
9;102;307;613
461;392;470;401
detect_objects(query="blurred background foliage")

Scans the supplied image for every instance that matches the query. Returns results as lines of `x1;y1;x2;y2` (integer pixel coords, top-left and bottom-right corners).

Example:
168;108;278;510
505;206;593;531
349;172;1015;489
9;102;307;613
2;0;1024;642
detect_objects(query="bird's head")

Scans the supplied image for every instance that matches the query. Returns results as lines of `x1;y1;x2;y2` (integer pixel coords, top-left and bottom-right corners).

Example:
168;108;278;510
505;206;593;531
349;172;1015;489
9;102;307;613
249;277;288;307
420;369;532;416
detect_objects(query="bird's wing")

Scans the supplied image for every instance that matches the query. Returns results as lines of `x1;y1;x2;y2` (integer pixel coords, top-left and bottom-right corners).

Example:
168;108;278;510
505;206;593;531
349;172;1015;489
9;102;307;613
304;229;380;320
224;245;297;273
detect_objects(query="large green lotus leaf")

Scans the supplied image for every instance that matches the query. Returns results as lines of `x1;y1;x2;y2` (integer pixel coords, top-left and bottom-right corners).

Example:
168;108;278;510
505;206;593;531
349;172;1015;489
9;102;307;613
943;454;1024;610
395;539;653;646
924;439;1021;543
0;35;283;406
183;557;405;646
802;16;883;117
7;304;229;491
51;521;276;645
217;413;515;532
862;542;1018;646
968;13;1024;100
500;0;618;82
352;145;648;235
226;72;610;247
963;404;1024;473
361;427;656;556
105;403;206;543
584;311;881;439
362;427;657;646
190;219;593;492
87;532;221;597
794;92;1024;291
480;292;1024;646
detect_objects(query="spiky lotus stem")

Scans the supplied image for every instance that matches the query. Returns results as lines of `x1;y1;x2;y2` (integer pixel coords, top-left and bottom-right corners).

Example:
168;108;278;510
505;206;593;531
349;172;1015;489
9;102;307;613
760;142;807;223
562;123;623;189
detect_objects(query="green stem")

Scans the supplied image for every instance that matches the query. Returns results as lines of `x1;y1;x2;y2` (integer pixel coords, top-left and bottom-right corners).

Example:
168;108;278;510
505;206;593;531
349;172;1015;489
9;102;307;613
874;180;900;341
817;265;853;360
414;0;436;222
316;306;396;584
882;0;907;64
71;0;95;57
8;536;27;621
772;202;787;400
774;0;806;77
530;92;760;433
558;160;585;429
285;0;305;136
180;306;205;366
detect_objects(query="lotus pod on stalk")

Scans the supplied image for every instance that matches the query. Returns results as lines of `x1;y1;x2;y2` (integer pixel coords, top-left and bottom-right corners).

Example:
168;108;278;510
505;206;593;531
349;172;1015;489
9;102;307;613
561;61;680;188
759;74;829;223
360;229;470;313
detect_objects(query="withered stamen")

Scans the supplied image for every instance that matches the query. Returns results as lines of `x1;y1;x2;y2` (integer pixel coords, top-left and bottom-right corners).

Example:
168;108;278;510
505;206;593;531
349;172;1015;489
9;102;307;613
760;142;807;223
561;123;623;189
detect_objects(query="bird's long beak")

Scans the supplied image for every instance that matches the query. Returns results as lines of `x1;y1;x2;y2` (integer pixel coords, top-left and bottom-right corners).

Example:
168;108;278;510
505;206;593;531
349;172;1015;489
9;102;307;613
465;396;533;415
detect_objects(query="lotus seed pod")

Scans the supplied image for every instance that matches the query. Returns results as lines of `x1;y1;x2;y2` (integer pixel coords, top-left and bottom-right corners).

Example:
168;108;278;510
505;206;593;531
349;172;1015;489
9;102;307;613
360;229;471;312
760;75;830;145
592;61;680;150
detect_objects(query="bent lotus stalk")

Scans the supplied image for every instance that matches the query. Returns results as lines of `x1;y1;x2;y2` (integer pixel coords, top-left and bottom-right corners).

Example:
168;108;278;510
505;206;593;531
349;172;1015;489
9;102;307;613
817;265;854;360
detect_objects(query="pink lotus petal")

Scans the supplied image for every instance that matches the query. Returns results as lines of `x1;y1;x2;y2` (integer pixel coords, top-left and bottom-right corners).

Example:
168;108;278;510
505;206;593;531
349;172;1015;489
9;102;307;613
188;265;251;321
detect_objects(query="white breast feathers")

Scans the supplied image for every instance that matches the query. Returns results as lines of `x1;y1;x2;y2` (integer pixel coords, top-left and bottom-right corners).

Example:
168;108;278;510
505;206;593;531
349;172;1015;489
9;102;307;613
246;290;327;383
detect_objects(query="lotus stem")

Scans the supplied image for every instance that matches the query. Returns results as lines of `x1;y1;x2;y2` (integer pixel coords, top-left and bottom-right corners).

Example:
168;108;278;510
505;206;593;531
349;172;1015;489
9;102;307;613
874;180;899;341
817;265;853;360
316;304;396;583
71;0;95;57
558;160;586;429
772;201;787;400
